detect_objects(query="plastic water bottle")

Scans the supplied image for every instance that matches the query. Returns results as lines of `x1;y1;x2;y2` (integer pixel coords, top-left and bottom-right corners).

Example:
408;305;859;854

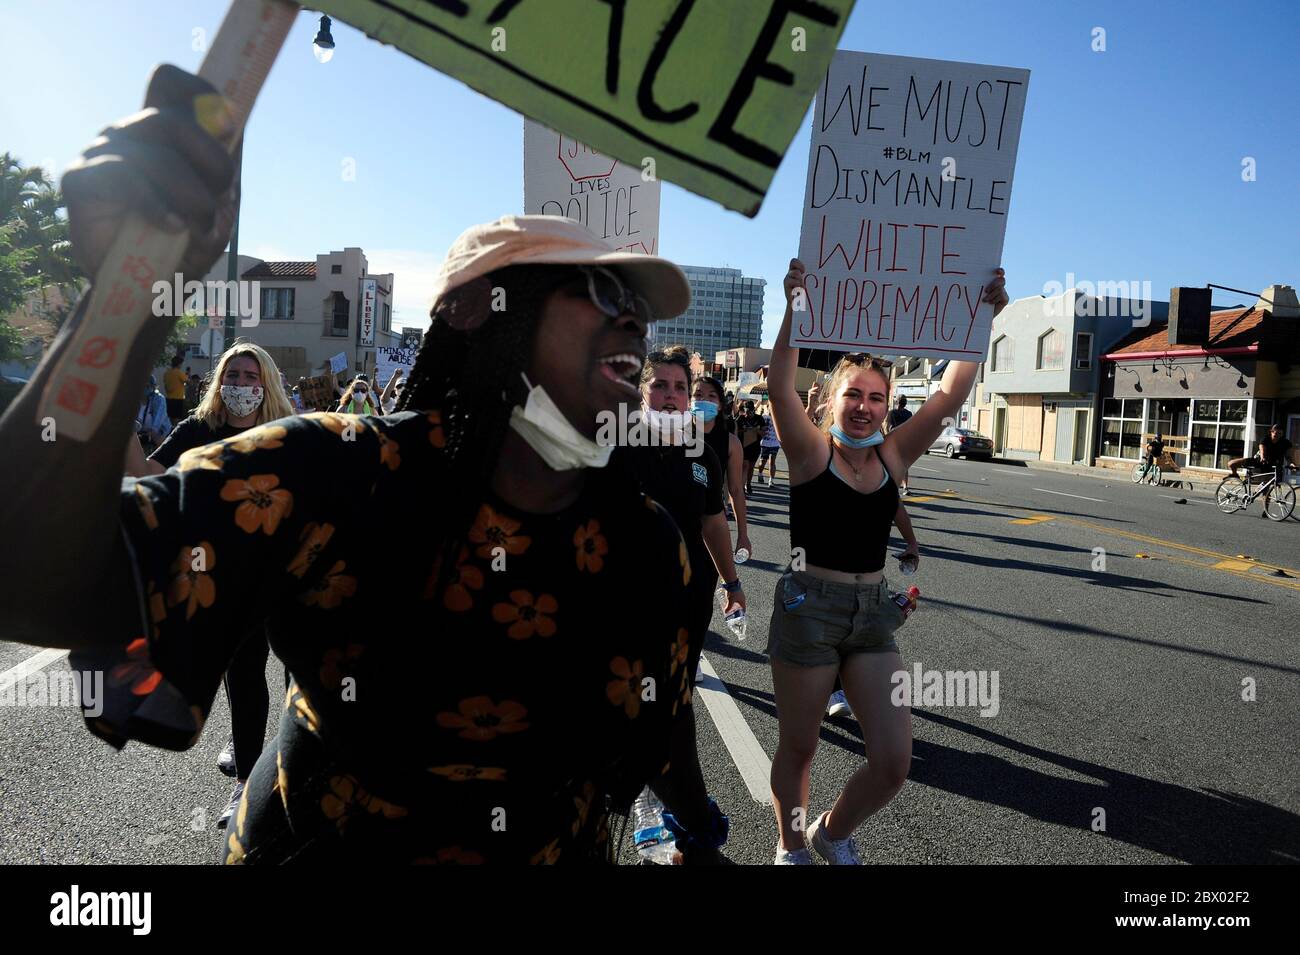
734;547;750;564
724;609;747;641
897;551;918;576
631;788;676;864
891;586;920;620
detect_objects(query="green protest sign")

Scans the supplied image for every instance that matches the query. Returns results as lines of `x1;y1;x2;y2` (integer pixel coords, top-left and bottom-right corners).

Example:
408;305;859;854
315;0;856;216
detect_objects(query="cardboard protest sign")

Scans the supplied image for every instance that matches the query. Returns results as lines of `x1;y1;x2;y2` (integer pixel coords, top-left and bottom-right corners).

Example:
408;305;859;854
794;51;1029;359
315;0;856;216
328;352;349;374
376;345;418;390
299;375;337;412
524;119;660;255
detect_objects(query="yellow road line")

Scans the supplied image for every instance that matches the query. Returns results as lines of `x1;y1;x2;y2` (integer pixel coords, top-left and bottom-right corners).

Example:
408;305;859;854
1054;515;1300;579
1009;515;1055;525
908;489;1300;582
1211;559;1256;572
1137;550;1300;593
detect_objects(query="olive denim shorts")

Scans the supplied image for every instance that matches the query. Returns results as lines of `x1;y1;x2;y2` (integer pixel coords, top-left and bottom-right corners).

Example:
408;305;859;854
765;570;905;667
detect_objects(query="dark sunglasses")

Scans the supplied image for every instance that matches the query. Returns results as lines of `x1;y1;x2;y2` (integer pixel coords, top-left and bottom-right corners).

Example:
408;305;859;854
570;266;655;326
839;352;893;371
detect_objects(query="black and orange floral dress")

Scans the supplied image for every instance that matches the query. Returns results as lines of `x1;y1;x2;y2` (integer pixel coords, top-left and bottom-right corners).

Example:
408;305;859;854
71;409;694;863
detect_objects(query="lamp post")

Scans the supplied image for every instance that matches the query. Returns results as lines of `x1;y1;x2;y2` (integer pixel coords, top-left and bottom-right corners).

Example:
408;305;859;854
220;17;336;363
313;15;336;63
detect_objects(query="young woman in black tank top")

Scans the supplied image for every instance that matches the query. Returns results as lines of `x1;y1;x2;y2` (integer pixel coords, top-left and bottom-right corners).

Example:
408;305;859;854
763;257;1009;865
692;375;751;561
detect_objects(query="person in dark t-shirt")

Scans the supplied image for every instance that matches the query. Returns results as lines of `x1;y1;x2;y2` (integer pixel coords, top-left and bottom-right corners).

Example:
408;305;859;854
1229;423;1295;484
1259;424;1294;484
885;396;914;495
1143;433;1165;476
616;345;744;862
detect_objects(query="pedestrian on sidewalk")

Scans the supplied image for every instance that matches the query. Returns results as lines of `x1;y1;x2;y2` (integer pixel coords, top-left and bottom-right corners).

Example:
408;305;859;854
763;256;1008;865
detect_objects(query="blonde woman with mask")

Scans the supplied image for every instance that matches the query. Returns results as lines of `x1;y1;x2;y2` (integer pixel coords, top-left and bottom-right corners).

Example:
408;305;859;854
127;340;295;477
125;339;295;829
765;258;1008;865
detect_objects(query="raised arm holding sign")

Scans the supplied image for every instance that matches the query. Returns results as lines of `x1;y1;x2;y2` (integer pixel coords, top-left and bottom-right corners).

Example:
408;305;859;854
0;0;293;643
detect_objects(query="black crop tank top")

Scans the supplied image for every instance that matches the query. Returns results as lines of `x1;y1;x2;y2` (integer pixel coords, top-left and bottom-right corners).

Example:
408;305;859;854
789;444;900;573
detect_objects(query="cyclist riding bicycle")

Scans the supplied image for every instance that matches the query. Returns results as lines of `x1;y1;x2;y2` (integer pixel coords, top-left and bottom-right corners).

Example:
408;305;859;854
1143;432;1164;475
1227;423;1295;486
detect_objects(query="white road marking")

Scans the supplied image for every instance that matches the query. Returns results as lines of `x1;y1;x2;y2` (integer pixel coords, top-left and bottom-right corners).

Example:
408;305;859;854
1032;488;1107;503
0;648;69;691
911;465;942;473
695;654;773;805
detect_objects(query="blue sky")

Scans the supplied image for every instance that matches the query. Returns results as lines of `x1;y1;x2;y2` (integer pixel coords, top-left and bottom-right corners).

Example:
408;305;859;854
3;0;1297;344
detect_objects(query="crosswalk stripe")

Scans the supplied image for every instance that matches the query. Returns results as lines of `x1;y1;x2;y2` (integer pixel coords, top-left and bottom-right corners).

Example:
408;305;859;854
0;648;69;692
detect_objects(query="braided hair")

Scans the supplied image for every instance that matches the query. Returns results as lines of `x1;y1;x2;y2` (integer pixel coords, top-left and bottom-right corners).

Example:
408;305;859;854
396;264;572;589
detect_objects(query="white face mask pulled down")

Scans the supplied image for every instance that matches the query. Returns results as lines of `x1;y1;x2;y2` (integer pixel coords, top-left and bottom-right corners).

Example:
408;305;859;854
508;374;612;471
641;405;693;446
220;385;263;419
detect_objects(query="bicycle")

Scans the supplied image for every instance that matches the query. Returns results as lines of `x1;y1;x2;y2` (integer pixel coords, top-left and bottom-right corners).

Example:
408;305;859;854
1131;458;1162;485
1215;464;1297;521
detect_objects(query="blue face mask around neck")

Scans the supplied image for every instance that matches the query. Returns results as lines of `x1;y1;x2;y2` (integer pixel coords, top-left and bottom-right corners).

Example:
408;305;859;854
830;424;883;449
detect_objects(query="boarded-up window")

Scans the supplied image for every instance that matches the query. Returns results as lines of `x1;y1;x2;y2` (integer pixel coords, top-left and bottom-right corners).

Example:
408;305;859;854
991;336;1013;372
1037;329;1064;370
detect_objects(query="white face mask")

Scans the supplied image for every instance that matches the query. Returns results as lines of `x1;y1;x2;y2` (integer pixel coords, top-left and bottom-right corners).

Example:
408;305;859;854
641;405;690;443
221;385;263;418
508;375;612;471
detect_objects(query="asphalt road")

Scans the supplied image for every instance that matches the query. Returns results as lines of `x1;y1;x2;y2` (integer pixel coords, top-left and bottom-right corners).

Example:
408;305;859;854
2;452;1297;864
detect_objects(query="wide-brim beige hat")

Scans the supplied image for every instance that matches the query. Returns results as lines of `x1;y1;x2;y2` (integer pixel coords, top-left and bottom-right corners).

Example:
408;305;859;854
429;215;690;325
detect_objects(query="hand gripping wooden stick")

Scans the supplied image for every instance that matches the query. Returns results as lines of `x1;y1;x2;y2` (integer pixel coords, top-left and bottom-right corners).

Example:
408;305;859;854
37;0;298;441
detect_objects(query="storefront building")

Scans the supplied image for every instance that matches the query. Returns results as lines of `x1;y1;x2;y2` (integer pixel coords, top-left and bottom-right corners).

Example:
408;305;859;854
1099;285;1299;475
972;288;1163;463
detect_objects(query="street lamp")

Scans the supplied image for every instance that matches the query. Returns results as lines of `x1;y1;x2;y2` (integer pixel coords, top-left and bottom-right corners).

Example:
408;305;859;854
313;15;336;63
221;20;337;362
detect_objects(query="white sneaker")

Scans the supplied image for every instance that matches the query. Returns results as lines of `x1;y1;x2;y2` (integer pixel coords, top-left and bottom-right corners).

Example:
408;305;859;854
774;845;814;865
826;690;853;718
765;476;774;486
808;811;862;865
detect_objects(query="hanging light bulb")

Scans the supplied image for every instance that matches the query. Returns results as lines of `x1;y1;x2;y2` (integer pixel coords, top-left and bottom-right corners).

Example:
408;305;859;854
313;15;336;63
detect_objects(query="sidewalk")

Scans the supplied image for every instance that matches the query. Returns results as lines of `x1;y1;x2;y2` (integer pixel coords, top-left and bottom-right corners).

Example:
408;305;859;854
989;456;1222;494
763;451;1223;495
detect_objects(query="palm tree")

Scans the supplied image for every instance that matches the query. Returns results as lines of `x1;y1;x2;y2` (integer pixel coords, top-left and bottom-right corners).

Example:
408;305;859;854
0;153;50;224
0;152;83;325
